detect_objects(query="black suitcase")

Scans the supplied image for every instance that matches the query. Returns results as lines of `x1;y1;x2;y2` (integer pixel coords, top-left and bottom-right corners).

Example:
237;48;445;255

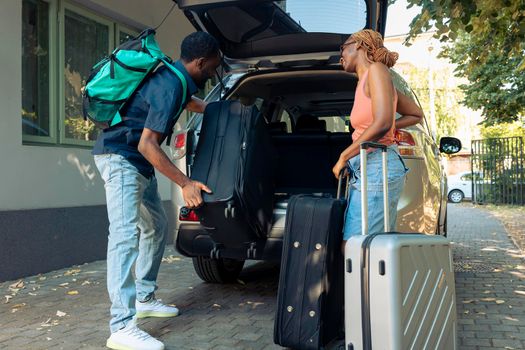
191;100;276;248
274;193;346;350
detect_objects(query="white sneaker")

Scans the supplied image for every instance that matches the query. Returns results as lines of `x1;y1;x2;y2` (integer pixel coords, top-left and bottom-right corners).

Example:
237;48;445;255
106;321;164;350
136;297;180;319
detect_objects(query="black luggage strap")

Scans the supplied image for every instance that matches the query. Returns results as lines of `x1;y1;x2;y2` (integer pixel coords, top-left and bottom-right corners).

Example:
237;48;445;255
286;197;316;346
161;57;188;146
296;199;317;345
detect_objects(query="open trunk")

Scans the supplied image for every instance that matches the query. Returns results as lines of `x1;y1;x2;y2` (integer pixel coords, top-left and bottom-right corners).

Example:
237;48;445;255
218;68;359;238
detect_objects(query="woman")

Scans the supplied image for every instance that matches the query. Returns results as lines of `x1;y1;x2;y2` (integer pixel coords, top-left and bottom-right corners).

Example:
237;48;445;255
332;30;423;249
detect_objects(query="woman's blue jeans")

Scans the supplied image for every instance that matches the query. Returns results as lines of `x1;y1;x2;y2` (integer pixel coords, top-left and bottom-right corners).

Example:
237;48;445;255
343;145;408;240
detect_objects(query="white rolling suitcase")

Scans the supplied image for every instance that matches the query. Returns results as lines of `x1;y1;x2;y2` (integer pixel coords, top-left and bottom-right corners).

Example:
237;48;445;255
344;142;457;350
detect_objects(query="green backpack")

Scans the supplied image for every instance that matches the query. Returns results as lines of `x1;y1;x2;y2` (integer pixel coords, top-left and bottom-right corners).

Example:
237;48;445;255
82;28;187;129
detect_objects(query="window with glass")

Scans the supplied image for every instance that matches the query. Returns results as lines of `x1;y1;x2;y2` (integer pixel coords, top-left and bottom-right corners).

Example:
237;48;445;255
21;0;139;146
119;30;135;44
22;0;51;139
319;116;349;132
206;0;367;44
460;174;472;181
279;110;293;132
63;7;111;143
275;0;367;34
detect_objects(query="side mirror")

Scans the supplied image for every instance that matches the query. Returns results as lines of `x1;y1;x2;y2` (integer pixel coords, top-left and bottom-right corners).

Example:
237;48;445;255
439;137;462;154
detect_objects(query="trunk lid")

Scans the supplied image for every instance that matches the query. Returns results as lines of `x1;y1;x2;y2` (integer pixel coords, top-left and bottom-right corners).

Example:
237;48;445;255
174;0;388;69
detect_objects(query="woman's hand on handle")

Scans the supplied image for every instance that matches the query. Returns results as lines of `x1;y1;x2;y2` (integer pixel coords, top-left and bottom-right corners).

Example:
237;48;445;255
332;158;348;179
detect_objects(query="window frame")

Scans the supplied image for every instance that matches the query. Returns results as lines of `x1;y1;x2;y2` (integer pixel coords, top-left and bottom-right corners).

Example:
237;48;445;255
117;24;139;45
22;0;59;145
59;1;115;146
22;0;142;147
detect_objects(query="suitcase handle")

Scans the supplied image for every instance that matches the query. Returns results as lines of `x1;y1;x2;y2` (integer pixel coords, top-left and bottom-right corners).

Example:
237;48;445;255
360;141;387;151
336;171;350;200
359;142;389;235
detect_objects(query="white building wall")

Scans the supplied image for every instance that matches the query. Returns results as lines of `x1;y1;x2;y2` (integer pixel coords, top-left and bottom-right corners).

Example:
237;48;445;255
0;0;194;211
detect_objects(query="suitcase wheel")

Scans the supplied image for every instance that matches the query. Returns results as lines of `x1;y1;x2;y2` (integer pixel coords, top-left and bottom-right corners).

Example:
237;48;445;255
224;202;236;219
247;242;257;259
210;243;223;259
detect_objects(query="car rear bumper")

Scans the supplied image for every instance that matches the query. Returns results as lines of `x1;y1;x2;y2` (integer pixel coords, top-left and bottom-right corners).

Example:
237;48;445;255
175;223;284;261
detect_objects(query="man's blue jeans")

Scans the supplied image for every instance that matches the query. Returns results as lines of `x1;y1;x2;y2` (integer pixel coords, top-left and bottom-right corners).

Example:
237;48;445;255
94;154;168;333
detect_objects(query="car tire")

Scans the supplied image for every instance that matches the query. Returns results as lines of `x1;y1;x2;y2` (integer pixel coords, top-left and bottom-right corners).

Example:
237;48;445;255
192;256;245;283
448;189;464;203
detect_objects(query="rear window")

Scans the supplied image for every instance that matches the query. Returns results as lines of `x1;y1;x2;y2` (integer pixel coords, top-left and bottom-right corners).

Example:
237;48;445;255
275;1;367;34
207;1;367;43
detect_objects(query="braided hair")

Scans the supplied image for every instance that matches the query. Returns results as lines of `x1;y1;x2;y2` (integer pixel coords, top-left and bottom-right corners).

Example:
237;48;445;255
350;29;398;68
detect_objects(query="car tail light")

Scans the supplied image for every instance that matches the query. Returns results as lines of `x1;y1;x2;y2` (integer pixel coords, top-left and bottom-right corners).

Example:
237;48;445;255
179;206;200;222
171;130;187;160
395;129;416;156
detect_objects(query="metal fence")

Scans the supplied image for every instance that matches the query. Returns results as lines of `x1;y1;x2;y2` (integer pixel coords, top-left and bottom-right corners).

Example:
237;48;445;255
471;137;525;205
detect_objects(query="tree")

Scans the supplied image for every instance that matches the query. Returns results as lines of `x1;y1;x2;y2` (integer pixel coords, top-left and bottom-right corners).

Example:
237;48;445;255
480;119;525;138
395;64;462;140
401;0;525;125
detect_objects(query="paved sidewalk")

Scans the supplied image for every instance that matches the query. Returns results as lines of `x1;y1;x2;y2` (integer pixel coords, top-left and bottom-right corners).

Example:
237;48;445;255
1;203;524;349
452;204;525;349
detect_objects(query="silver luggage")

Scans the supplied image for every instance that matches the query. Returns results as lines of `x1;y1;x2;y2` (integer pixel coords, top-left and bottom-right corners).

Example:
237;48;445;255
344;142;457;350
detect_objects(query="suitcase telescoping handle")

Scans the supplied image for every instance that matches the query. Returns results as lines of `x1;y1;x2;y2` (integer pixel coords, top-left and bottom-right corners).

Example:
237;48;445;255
336;170;350;200
360;142;389;236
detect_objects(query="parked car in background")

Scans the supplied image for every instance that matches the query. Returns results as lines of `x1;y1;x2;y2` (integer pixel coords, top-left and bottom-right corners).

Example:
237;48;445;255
169;0;462;283
447;171;482;203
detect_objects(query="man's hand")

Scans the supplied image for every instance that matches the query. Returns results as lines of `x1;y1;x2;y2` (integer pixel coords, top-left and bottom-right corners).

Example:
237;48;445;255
182;181;212;208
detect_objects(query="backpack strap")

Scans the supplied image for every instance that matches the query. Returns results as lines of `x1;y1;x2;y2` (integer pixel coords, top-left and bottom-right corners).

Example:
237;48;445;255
110;111;123;127
160;58;188;120
160;57;189;146
110;58;189;141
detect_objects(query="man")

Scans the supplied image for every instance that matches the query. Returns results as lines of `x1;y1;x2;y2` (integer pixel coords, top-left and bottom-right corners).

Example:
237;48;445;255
92;32;221;350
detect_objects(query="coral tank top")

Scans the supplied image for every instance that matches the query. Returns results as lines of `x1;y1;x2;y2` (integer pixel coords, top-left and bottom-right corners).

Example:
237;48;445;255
350;69;397;145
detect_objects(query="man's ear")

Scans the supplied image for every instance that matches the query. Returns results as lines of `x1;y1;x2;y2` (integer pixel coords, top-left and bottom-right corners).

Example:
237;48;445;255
196;57;206;70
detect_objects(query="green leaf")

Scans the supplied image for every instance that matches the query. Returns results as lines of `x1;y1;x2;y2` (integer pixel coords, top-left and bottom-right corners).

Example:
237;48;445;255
406;0;525;124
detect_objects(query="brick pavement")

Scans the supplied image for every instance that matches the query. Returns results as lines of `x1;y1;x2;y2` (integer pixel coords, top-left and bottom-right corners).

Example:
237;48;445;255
451;204;525;350
0;203;524;349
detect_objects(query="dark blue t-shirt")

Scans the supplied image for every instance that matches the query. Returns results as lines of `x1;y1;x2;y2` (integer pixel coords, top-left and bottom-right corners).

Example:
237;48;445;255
92;60;198;178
